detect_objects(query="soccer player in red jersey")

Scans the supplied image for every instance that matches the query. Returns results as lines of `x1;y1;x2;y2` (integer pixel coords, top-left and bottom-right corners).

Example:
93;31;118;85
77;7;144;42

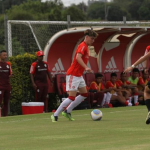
124;45;150;124
51;29;98;122
0;50;12;116
30;50;53;112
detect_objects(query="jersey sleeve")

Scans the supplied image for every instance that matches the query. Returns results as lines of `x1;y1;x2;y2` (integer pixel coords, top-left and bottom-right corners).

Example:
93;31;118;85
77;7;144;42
77;44;87;56
7;62;12;75
90;82;98;90
116;82;121;88
138;77;145;85
100;83;105;91
30;62;37;74
117;80;123;86
105;81;113;89
126;81;131;85
145;45;150;55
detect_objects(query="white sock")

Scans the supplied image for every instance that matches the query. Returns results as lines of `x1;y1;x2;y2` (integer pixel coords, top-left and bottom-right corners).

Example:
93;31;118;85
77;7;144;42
54;98;72;116
129;97;132;103
105;92;112;104
134;95;138;104
101;93;107;106
66;95;86;113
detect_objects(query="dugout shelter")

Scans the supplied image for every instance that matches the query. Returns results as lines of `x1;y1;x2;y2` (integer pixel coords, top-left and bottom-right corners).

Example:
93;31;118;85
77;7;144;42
44;26;150;93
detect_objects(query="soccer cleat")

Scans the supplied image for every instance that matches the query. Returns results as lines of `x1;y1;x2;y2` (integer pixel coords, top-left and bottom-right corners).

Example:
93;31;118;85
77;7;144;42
135;102;139;106
108;103;113;108
62;111;75;121
146;112;150;124
51;114;58;122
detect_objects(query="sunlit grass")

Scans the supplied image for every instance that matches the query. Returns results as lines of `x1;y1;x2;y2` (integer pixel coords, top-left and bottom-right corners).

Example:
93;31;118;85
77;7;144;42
0;106;150;150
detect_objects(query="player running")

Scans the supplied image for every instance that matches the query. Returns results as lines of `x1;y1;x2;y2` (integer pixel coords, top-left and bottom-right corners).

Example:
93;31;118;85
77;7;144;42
51;29;98;122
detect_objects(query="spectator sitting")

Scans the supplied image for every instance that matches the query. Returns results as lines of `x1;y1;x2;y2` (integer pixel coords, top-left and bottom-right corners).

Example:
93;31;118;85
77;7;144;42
138;69;149;91
137;69;149;104
128;68;144;105
105;72;131;107
117;72;133;106
89;73;112;108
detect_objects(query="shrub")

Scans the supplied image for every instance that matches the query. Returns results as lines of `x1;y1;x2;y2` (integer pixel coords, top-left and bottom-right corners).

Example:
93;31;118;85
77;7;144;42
9;53;36;115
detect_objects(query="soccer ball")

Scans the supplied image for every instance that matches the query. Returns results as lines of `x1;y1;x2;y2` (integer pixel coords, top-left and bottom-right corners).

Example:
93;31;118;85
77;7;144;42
91;109;103;121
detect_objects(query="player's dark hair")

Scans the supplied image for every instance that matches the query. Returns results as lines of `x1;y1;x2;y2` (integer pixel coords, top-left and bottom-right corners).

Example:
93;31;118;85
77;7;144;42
84;29;98;38
141;70;145;74
0;50;6;54
111;72;117;77
95;73;103;79
132;68;139;73
120;72;127;77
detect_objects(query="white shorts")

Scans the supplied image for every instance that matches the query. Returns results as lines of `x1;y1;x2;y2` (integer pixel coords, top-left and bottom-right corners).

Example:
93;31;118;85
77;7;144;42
66;75;86;91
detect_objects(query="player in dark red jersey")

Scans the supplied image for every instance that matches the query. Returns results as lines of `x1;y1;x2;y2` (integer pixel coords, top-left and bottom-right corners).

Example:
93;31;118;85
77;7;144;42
0;50;12;116
51;29;98;122
30;51;53;112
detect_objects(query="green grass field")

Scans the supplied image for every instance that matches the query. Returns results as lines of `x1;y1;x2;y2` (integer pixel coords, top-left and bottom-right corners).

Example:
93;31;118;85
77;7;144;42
0;106;150;150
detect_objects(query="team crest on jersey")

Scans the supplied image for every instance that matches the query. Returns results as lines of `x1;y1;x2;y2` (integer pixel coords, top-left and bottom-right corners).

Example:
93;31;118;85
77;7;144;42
6;65;9;68
44;64;47;67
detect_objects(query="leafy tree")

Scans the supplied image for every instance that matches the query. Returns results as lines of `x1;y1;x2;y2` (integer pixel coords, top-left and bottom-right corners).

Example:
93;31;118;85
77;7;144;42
0;0;38;14
0;15;5;49
87;2;105;21
6;0;63;20
76;2;88;13
128;0;143;20
62;5;86;21
138;0;150;20
107;3;131;21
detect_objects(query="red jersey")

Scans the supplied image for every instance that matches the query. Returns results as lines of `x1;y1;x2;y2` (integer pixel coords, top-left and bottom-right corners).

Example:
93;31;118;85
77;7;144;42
144;45;150;55
105;81;120;94
138;77;149;85
66;41;89;77
0;61;12;89
30;61;50;85
117;79;131;86
90;81;105;91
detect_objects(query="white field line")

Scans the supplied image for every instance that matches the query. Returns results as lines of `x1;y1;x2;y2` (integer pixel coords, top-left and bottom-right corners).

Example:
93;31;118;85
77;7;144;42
0;108;146;123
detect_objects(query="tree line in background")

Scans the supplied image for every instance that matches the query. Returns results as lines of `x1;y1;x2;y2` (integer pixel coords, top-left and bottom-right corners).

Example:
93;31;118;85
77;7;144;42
0;0;150;49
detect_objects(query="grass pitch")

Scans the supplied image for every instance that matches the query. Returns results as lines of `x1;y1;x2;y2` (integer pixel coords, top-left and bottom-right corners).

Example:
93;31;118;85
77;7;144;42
0;106;150;150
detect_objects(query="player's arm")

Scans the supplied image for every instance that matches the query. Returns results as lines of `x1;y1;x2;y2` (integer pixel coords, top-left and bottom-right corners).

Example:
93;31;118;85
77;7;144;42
76;53;92;73
30;74;37;89
124;52;150;73
30;63;37;89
